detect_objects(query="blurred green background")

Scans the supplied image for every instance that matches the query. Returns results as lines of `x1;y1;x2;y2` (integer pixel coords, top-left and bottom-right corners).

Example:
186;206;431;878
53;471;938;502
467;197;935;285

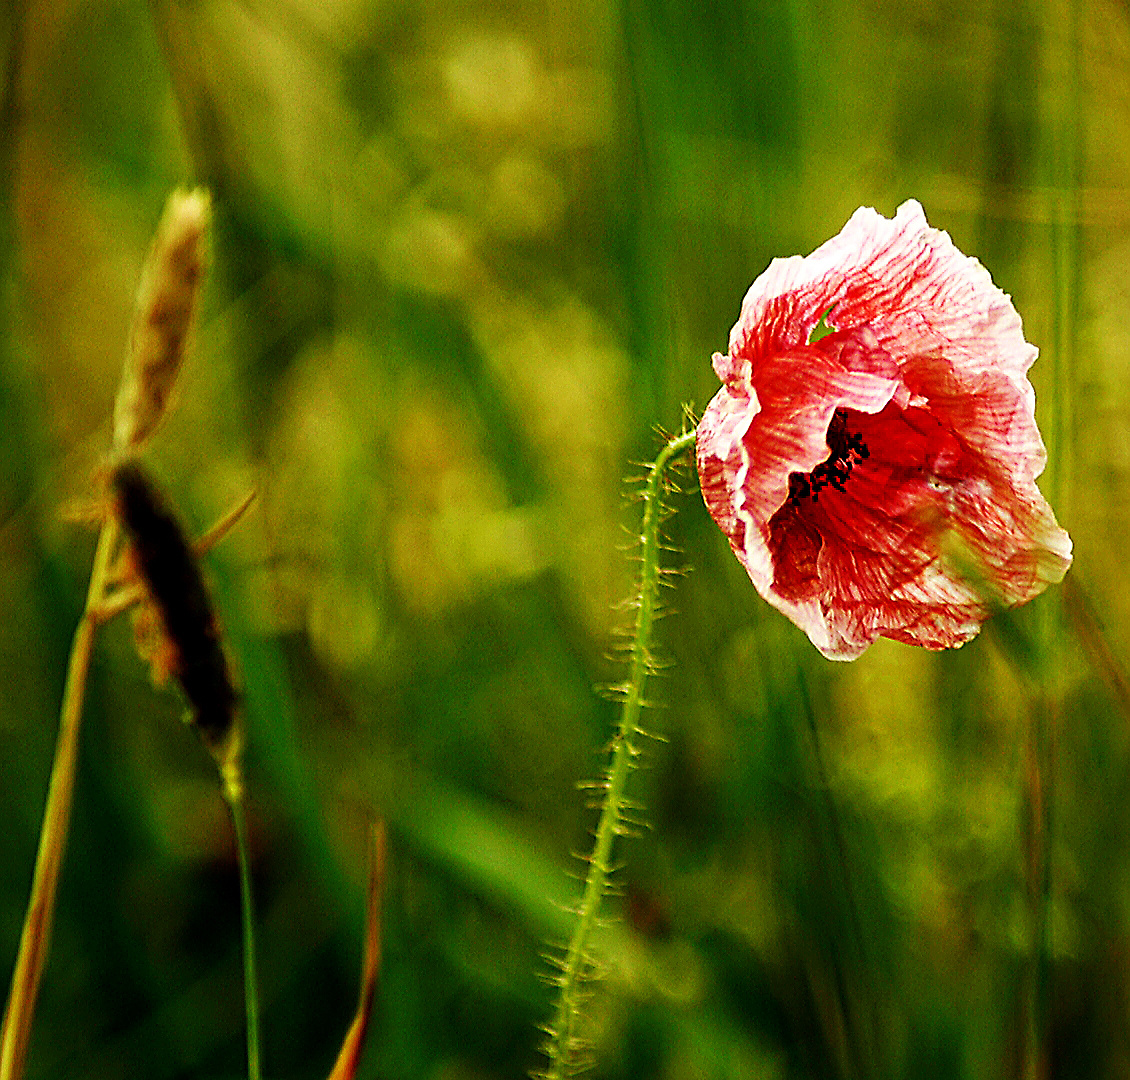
1;0;1127;1077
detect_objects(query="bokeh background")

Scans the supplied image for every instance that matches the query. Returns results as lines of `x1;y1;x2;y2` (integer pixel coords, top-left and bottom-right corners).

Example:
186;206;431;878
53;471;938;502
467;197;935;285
1;0;1128;1077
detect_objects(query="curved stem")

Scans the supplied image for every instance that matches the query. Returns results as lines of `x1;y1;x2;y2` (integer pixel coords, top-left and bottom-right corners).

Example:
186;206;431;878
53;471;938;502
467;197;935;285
541;428;695;1079
223;772;262;1080
0;518;120;1080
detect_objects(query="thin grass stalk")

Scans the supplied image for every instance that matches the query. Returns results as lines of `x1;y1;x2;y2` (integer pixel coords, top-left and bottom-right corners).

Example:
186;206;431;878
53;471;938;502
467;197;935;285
800;689;873;1080
1019;1;1080;1075
0;183;209;1080
540;428;695;1080
0;517;120;1080
1020;697;1051;1080
222;769;262;1080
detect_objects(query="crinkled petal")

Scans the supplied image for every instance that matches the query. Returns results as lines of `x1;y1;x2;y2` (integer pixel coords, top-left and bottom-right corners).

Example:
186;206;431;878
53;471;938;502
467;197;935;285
700;337;901;605
723;200;1037;388
697;200;1072;660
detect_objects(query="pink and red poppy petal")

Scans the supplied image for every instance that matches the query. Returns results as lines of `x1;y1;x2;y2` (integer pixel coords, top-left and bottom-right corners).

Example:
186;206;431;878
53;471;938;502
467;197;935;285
697;200;1072;660
698;342;902;601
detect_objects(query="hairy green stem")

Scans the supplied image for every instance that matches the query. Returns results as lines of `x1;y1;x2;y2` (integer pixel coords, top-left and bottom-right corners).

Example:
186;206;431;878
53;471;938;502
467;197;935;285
223;772;262;1080
541;428;695;1079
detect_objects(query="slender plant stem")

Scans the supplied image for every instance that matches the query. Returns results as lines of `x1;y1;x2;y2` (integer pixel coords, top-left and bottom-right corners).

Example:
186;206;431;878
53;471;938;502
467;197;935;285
1019;1;1078;1074
801;692;870;1080
223;771;262;1080
1021;695;1052;1080
541;428;695;1080
0;517;120;1080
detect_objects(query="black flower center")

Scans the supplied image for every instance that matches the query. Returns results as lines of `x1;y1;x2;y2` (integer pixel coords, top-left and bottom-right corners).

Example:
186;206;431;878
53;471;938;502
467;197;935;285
787;409;870;504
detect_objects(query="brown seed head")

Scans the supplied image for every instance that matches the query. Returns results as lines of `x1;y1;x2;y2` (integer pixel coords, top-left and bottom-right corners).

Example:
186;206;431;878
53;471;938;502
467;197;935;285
113;188;212;452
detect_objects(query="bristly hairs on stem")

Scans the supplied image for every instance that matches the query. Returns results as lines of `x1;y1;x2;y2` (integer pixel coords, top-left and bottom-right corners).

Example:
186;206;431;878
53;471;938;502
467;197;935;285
536;420;697;1080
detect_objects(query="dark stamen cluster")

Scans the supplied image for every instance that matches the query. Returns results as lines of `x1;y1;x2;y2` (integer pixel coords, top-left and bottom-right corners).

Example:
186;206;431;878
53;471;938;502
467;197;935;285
788;409;870;504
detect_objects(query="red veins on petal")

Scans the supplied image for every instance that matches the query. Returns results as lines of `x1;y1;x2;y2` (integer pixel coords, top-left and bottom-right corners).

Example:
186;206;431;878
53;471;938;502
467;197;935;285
697;199;1072;660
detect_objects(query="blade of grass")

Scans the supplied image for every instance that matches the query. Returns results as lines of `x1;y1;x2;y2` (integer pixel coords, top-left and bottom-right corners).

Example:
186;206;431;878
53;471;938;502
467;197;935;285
1020;0;1080;1075
327;821;387;1080
0;516;120;1080
222;771;262;1080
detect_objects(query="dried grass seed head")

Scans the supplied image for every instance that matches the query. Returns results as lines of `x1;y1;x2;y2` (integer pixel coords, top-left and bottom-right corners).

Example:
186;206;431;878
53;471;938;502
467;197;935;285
113;188;212;452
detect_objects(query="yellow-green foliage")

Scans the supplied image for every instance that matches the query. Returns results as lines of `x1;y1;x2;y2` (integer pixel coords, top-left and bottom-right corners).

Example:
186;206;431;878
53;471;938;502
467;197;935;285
1;1;1126;1078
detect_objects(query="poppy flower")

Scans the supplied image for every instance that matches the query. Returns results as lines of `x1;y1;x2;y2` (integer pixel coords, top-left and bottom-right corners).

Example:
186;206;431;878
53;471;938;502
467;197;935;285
696;199;1072;661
